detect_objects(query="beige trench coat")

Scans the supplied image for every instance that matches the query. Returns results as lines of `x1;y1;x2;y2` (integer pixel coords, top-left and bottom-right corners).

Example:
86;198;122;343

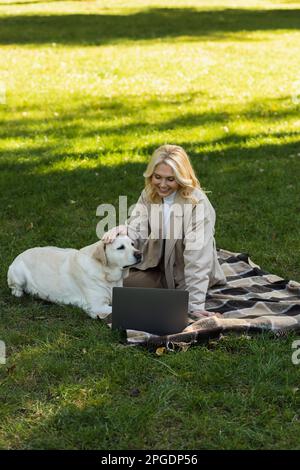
126;188;226;312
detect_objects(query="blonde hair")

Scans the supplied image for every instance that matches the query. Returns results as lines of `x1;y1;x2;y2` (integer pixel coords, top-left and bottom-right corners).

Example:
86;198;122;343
143;144;202;203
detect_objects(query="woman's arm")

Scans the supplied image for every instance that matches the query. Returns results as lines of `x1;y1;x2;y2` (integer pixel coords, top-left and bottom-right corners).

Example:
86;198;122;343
183;198;216;312
102;191;150;249
126;191;150;251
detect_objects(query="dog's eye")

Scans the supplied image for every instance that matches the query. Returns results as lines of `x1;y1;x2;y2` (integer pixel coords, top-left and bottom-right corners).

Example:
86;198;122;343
117;245;125;250
131;242;134;246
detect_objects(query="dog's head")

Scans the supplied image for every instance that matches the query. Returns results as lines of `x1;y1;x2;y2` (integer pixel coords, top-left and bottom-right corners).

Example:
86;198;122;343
93;235;141;269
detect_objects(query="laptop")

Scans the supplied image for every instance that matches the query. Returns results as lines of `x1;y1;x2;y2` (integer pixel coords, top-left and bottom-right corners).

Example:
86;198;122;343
112;287;189;336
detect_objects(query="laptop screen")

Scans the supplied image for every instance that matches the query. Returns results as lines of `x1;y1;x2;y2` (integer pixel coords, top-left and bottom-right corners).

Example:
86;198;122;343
112;287;189;336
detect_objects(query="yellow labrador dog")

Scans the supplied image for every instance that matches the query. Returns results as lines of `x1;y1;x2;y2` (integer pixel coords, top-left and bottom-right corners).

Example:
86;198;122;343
7;236;141;319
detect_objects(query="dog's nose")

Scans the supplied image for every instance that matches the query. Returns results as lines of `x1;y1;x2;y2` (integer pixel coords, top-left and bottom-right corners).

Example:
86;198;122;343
134;252;142;262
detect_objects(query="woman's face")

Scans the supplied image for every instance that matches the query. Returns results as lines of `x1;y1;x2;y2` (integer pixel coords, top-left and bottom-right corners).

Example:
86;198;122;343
151;163;179;198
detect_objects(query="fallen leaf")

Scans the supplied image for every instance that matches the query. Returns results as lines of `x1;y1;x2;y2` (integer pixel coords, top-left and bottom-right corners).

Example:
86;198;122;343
7;364;16;374
156;347;166;356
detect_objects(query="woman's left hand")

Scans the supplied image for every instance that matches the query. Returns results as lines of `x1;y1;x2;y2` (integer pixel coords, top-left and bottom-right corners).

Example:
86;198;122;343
192;310;219;318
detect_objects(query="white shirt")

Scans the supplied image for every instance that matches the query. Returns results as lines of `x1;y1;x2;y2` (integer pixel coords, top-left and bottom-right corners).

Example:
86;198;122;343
163;191;177;237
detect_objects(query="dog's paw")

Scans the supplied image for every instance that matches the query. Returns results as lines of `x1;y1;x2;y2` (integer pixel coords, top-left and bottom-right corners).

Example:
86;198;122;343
11;288;24;297
89;305;112;320
88;311;100;319
96;311;112;320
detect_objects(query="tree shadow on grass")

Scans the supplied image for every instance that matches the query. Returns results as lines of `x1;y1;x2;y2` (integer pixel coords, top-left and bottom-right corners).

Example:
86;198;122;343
1;94;300;165
0;135;299;243
2;317;300;450
0;8;300;45
0;319;161;449
1;94;299;141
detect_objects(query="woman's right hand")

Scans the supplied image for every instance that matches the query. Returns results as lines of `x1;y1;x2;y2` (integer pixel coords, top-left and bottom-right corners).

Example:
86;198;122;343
101;225;128;244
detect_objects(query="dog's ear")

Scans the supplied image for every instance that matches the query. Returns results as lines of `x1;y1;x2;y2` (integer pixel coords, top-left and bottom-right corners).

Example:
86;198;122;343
93;241;107;265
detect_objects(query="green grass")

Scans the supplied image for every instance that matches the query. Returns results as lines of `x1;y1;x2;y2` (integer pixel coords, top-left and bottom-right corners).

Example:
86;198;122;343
0;0;300;450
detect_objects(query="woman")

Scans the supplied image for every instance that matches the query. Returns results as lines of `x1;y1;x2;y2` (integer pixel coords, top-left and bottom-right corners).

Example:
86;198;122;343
102;144;226;316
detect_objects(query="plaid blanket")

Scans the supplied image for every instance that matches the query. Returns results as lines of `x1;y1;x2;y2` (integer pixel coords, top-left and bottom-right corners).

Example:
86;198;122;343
108;250;300;348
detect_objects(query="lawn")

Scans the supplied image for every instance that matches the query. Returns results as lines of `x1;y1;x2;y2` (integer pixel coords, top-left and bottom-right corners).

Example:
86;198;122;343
0;0;300;450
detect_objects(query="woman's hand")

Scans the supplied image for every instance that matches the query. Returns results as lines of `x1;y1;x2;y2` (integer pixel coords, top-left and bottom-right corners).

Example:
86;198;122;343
101;225;128;244
192;310;219;318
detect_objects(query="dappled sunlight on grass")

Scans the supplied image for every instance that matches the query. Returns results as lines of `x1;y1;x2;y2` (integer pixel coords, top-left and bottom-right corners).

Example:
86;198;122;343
1;93;300;176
